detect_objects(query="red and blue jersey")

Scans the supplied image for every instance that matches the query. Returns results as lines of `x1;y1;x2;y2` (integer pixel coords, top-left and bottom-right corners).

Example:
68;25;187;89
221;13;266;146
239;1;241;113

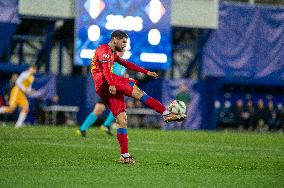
91;44;148;89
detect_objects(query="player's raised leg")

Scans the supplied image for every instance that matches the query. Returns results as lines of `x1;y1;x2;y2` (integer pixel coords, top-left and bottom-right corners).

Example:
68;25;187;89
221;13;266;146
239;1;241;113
0;106;15;114
0;86;18;117
77;102;105;137
131;85;186;123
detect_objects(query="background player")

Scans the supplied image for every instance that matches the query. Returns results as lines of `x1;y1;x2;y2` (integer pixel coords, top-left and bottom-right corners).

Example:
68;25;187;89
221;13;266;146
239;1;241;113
77;61;127;137
0;65;37;128
91;30;186;164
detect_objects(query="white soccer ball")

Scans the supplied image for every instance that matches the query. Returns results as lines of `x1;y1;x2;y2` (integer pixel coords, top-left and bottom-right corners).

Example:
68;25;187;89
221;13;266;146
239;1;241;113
168;100;187;114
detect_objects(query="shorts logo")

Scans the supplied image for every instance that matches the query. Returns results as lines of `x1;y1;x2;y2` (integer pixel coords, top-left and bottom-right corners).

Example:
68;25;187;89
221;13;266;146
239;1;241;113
103;54;110;59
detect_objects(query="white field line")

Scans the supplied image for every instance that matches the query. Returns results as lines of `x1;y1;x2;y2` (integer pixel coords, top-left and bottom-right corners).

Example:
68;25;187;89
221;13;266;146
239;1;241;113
29;140;284;158
1;136;284;155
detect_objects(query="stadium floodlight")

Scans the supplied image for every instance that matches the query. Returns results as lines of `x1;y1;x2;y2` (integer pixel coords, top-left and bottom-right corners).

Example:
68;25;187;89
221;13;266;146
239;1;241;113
148;29;161;45
85;0;105;19
140;53;167;63
145;0;165;23
88;25;101;41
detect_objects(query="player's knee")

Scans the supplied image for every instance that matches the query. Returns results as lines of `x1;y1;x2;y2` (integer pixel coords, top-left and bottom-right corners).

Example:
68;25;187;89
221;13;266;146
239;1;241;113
6;106;15;113
117;116;127;126
94;103;105;115
131;87;144;100
22;106;29;113
117;119;127;128
116;112;127;128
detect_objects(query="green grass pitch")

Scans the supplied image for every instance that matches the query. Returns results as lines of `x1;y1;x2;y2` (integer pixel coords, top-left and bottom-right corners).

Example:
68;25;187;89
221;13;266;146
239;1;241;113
0;126;283;188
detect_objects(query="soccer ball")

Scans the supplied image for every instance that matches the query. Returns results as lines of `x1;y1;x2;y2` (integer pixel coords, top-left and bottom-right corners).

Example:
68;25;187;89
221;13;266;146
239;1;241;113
168;100;187;114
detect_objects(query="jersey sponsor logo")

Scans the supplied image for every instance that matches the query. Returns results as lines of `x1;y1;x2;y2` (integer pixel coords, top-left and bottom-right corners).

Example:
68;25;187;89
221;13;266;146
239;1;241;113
103;54;110;59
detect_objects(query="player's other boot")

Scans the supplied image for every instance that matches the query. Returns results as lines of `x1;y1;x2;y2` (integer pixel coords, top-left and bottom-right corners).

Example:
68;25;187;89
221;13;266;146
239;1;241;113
105;126;113;136
76;129;86;137
119;155;135;164
100;125;113;136
15;123;27;129
164;113;187;123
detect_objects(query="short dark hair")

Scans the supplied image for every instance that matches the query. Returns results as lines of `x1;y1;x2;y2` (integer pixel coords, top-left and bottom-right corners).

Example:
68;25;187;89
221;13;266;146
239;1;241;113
29;64;38;69
111;30;128;39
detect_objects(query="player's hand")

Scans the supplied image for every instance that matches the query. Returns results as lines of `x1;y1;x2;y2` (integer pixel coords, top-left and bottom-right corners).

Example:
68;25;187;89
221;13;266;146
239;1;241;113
26;89;36;96
29;89;36;95
109;85;116;95
147;71;158;79
24;88;31;95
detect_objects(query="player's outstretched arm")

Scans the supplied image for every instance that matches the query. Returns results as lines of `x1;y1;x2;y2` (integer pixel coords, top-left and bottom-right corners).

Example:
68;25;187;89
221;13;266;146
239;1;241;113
146;71;158;79
115;54;148;74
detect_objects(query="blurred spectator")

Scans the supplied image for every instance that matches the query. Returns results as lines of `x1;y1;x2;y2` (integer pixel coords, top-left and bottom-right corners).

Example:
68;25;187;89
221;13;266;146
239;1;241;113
176;83;191;105
214;100;222;126
219;100;234;129
126;98;134;108
134;100;143;108
276;104;284;132
49;95;66;124
266;100;278;131
32;96;46;124
126;98;143;128
255;99;268;131
45;95;59;106
174;83;192;129
31;95;60;125
243;99;255;130
232;99;245;130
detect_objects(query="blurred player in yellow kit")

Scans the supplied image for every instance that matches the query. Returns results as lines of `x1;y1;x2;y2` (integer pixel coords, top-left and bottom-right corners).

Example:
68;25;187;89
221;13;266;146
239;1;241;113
0;65;37;128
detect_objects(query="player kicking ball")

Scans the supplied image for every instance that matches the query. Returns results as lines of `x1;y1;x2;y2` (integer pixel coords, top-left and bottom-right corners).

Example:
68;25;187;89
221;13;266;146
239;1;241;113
91;30;186;164
77;54;127;137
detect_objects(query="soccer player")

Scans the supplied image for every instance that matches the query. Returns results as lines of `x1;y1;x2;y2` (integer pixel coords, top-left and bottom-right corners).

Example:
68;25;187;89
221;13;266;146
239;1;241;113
0;65;37;128
77;62;127;137
91;30;186;164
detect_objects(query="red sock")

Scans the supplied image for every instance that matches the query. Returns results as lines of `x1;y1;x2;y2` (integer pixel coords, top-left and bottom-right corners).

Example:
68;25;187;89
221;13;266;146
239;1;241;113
143;97;166;114
117;128;128;154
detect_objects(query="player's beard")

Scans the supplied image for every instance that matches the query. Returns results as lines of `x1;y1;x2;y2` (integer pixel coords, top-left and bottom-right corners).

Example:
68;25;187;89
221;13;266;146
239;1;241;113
116;46;123;52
